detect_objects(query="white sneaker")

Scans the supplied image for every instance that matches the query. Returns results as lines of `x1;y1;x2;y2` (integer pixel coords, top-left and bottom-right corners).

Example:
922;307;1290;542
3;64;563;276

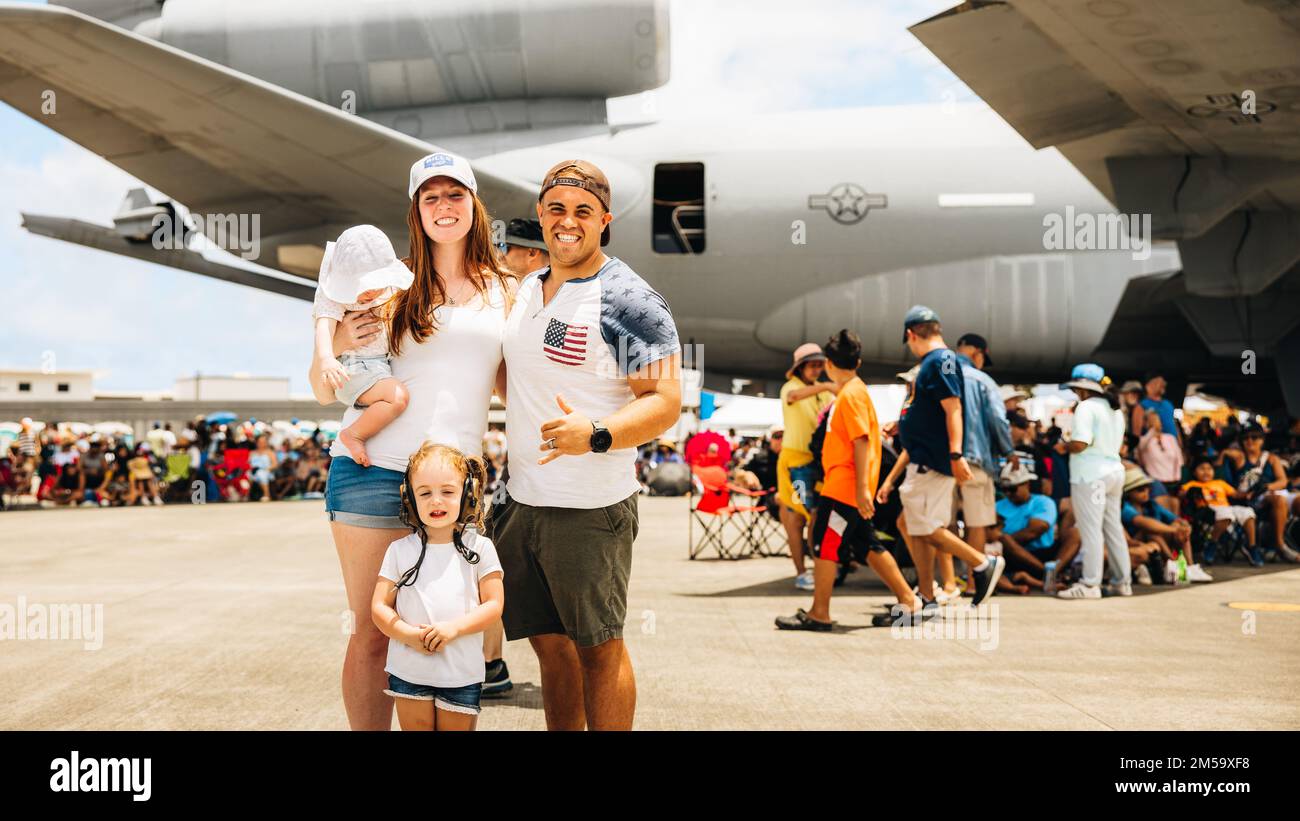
1057;582;1101;599
139;496;152;506
1186;563;1214;583
1103;580;1133;597
98;499;110;507
936;586;963;604
153;496;164;506
1135;564;1154;586
795;570;816;591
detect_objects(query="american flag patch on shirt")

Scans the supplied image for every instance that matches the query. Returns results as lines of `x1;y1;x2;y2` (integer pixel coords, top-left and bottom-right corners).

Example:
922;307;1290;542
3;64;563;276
543;317;588;365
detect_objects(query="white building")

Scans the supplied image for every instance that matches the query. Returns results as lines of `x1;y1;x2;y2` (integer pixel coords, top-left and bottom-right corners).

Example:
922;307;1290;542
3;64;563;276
173;374;291;402
0;368;96;401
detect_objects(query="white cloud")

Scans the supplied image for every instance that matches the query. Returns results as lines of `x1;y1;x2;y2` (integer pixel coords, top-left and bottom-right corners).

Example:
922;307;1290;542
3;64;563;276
609;0;968;122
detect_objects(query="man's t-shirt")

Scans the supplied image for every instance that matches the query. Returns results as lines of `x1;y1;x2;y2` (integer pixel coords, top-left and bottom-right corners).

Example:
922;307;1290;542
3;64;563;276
378;530;503;688
1121;499;1176;533
899;347;964;475
819;377;881;507
1181;479;1234;508
780;377;832;455
503;256;680;509
995;494;1057;551
1140;396;1178;437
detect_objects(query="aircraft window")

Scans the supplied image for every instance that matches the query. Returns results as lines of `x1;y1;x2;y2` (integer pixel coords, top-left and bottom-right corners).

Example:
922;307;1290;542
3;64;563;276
653;163;705;254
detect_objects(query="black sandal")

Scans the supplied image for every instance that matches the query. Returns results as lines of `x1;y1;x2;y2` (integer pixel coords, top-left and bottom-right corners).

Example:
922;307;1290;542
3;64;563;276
775;608;833;632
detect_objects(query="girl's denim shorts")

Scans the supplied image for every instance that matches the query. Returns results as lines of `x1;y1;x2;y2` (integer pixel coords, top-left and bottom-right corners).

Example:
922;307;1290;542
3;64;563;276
324;455;406;529
384;674;482;715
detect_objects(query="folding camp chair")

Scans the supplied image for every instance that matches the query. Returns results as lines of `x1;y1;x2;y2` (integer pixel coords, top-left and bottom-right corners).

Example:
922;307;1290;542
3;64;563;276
690;465;777;559
211;448;251;502
162;453;193;503
728;484;788;556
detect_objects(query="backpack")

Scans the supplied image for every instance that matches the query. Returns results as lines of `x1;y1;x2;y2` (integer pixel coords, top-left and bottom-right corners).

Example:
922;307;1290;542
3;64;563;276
807;400;834;484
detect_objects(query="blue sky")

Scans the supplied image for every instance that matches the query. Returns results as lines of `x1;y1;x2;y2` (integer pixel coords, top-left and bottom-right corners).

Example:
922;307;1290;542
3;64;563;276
0;0;967;395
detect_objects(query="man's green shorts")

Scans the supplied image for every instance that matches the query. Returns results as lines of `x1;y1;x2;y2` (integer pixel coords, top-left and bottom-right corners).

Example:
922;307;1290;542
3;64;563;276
490;489;639;648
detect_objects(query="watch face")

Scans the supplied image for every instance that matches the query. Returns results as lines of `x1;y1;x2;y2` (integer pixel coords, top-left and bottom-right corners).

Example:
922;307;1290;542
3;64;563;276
592;428;614;452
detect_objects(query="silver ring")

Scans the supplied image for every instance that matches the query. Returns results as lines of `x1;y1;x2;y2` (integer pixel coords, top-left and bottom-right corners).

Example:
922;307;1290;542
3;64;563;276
546;437;557;450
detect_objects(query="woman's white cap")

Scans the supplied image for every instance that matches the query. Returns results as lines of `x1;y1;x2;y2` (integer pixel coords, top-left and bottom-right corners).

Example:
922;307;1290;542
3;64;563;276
319;225;413;305
408;151;478;199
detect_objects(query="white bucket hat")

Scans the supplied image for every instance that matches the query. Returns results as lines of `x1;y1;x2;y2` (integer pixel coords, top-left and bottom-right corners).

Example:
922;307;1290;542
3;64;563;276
999;461;1037;487
319;225;414;305
408;150;478;199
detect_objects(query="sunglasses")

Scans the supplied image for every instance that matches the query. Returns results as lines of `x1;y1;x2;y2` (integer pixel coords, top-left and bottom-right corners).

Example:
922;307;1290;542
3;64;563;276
771;432;784;439
495;241;508;255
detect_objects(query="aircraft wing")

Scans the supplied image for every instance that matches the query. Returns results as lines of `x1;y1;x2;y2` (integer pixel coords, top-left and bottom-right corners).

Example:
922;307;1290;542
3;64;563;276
911;0;1300;296
0;2;536;278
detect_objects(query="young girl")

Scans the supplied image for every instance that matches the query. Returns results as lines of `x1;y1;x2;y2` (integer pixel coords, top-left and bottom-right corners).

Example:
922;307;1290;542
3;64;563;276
312;224;415;468
370;442;503;731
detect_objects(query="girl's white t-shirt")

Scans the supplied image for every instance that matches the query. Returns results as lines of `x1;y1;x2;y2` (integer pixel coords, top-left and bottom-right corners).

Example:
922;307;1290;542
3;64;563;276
378;529;503;688
328;280;506;472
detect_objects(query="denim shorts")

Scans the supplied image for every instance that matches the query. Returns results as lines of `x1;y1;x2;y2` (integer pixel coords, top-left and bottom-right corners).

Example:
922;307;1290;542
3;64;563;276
384;674;482;715
323;455;407;529
336;353;393;409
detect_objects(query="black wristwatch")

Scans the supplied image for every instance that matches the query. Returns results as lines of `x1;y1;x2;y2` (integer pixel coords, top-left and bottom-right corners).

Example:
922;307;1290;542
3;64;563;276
948;452;963;461
590;421;613;454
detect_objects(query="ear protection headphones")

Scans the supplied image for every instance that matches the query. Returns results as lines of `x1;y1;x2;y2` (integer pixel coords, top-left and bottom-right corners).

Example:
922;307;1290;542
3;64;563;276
395;456;481;589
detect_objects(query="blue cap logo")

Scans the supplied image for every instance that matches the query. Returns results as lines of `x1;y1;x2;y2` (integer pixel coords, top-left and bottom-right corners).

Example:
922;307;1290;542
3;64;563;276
424;153;454;169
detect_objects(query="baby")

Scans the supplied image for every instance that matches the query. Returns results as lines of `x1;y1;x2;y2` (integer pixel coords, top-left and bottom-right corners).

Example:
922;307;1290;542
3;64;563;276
312;224;414;467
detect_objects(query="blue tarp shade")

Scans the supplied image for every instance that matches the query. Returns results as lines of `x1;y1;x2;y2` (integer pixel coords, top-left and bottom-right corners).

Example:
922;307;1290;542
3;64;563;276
699;392;716;420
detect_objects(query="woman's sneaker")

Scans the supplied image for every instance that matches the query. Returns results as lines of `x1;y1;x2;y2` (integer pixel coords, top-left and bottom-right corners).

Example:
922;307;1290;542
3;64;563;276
970;555;1006;607
795;570;816;591
1057;582;1101;599
1185;563;1213;583
1134;564;1154;586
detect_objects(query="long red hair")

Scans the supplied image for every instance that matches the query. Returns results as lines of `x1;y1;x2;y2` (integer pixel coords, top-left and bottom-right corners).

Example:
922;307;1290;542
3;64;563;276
386;188;516;358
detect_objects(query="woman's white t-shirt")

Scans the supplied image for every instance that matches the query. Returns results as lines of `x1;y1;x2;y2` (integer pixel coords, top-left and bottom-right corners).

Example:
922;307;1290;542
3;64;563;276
329;280;506;471
378;529;503;688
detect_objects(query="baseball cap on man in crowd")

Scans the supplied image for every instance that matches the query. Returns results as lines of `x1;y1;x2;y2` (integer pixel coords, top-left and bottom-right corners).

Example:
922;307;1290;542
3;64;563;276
538;160;613;246
901;304;941;343
504;218;547;251
956;332;994;367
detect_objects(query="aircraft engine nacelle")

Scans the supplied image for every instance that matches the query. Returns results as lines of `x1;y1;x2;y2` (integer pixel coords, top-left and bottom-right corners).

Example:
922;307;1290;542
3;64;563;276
134;0;670;112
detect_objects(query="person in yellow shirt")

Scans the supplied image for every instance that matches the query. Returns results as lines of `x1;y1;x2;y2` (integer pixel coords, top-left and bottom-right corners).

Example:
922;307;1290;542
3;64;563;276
1181;457;1257;558
778;343;837;590
776;330;926;630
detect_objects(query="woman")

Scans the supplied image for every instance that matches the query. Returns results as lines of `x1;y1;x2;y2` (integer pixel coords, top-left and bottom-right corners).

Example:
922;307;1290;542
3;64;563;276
1058;364;1131;599
309;151;514;730
248;433;279;502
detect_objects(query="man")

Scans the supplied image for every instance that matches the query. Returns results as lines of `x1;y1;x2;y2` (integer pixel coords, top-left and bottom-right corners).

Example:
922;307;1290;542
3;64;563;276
499;217;550;276
778;343;836;590
1223;422;1300;562
1136;372;1182;446
894;306;1005;609
495;159;681;730
1119;380;1145;434
992;462;1080;590
951;332;1014;558
776;330;929;630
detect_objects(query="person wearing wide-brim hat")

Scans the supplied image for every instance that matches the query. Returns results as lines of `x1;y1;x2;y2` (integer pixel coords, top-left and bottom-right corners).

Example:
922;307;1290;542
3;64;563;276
778;342;836;591
1057;363;1131;599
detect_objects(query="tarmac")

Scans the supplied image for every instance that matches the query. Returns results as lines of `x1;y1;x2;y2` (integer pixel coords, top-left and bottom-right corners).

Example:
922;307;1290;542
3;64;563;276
2;497;1298;730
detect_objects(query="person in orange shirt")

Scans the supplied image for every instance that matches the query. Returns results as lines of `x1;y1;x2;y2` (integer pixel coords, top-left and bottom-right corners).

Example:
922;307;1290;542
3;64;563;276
776;330;929;631
1181;457;1257;556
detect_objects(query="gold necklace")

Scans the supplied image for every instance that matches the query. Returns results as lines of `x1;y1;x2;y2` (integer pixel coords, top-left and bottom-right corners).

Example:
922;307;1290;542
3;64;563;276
445;276;474;306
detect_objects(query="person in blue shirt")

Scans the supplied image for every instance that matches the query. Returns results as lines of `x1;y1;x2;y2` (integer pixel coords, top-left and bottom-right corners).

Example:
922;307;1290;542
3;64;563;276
887;305;1006;609
1137;372;1182;447
1121;467;1213;582
952;333;1014;559
991;462;1081;590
